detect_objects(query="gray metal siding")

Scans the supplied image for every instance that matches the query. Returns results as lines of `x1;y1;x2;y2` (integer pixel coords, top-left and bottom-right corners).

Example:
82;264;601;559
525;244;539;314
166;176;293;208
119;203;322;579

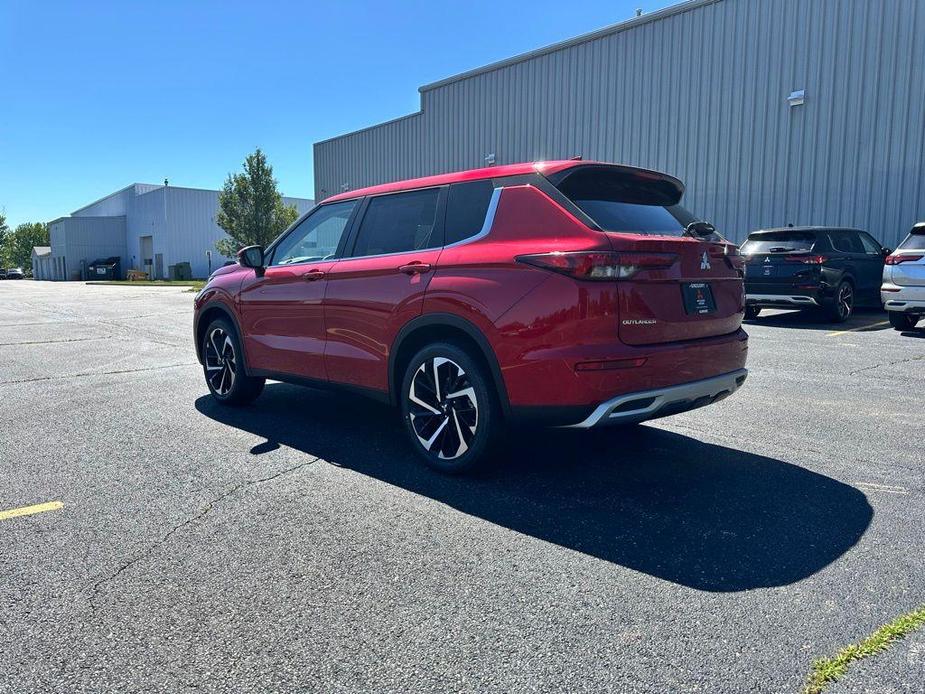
314;0;925;247
49;216;127;280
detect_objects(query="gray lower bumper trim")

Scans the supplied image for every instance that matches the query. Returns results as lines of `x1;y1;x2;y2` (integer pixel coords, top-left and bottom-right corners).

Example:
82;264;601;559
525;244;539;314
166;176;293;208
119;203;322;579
746;293;820;306
566;369;749;429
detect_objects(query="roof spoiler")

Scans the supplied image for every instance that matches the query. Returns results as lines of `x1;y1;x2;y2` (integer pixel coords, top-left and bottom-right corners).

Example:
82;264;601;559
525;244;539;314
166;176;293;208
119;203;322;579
544;163;684;207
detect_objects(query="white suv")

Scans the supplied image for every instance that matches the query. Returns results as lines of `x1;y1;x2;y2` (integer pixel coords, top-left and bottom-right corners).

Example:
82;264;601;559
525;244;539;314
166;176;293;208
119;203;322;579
882;222;925;331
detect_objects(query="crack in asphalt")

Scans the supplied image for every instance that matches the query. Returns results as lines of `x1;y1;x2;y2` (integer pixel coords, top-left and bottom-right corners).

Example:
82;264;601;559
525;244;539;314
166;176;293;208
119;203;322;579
0;363;197;385
88;457;320;611
849;354;925;376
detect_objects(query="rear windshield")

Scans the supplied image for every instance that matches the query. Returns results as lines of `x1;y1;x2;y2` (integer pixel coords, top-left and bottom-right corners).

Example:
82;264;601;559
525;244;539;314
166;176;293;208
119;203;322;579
553;167;710;238
741;232;816;254
898;231;925;250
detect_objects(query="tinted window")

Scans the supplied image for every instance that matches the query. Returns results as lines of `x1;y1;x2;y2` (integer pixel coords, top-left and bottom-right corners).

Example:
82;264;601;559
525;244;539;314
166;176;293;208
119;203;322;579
828;231;866;253
858;233;882;254
445;180;494;245
741;232;816;254
898;231;925;250
271;200;357;265
351;188;440;257
553;167;709;237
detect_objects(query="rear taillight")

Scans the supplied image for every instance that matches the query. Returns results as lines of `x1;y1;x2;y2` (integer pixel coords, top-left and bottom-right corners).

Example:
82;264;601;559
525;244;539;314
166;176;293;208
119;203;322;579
885;254;924;265
786;254;826;264
516;251;678;280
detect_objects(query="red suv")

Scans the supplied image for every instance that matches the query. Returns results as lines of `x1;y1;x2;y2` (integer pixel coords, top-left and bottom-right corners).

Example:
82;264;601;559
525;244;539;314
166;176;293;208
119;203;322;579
194;161;749;472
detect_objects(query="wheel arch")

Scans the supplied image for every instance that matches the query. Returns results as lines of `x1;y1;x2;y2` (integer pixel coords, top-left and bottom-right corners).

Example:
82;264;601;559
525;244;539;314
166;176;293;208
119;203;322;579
389;313;511;417
195;301;246;368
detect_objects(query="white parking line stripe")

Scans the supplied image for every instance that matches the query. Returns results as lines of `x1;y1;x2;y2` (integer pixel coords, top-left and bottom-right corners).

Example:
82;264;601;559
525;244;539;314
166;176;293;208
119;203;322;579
828;321;890;337
855;482;909;495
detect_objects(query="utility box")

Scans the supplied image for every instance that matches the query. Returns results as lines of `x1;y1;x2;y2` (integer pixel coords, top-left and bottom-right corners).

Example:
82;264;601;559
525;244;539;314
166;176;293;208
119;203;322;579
169;262;192;280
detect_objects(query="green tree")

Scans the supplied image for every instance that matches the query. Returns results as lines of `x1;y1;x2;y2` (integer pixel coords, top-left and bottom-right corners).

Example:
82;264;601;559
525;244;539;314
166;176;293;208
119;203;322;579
0;212;9;264
3;222;50;272
214;148;299;258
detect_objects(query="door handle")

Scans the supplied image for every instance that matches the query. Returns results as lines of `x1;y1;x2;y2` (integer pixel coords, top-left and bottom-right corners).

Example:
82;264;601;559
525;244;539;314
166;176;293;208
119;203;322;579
398;262;432;275
302;269;326;281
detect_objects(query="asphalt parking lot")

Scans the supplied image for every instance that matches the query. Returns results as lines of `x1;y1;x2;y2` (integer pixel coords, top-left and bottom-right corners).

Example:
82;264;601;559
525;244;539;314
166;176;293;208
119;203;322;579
1;280;923;693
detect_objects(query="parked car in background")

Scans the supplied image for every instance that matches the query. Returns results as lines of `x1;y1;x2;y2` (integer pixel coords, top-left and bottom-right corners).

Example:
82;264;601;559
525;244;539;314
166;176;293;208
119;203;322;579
0;269;6;279
194;160;749;472
882;222;925;331
741;227;889;322
4;267;25;280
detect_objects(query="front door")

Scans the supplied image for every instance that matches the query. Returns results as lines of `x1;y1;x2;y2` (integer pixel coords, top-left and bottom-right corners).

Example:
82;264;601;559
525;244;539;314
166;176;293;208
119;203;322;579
324;187;445;393
238;199;359;380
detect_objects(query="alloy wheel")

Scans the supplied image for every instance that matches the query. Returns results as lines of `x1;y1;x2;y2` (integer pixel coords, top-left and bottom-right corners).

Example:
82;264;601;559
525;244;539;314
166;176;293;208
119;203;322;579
205;327;237;396
838;283;853;319
407;357;479;460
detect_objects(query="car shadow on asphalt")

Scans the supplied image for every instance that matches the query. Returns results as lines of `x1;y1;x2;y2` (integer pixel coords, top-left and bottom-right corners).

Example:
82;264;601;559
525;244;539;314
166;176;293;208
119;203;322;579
195;386;872;593
744;307;891;332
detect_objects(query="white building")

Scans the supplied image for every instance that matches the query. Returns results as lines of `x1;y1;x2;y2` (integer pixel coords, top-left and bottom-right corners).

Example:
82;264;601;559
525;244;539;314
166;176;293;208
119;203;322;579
46;183;313;280
31;246;52;280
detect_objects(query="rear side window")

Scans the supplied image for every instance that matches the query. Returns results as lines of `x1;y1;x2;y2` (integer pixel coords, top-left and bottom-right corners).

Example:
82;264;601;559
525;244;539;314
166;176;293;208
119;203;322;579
741;232;816;254
828;232;864;253
351;188;440;257
444;180;494;245
553;166;696;236
898;230;925;250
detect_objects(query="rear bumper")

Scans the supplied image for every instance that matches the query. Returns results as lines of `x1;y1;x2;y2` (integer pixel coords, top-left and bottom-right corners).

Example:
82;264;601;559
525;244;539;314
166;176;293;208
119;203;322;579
746;293;820;307
565;369;748;428
881;283;925;313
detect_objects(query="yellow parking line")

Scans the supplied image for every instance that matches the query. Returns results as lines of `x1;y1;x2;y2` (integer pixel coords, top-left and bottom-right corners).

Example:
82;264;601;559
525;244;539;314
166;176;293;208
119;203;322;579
827;320;890;337
0;501;64;521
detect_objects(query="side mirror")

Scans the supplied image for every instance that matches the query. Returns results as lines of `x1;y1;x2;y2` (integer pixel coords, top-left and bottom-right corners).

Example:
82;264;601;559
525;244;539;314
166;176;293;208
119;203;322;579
237;245;265;272
882;247;893;256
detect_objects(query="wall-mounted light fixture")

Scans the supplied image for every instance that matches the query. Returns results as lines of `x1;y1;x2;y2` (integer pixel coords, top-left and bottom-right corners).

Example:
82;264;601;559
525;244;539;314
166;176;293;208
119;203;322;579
485;153;496;166
787;89;805;107
341;183;350;192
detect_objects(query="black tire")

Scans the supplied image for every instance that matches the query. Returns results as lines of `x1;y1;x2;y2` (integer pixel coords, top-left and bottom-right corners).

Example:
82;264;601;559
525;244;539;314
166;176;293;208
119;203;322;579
399;341;501;474
744;306;761;320
201;318;265;406
888;312;919;331
824;280;854;323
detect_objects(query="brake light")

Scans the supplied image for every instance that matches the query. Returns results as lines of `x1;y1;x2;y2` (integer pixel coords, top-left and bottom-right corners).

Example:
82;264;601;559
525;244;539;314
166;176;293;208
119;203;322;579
516;251;678;280
885;254;924;265
786;254;826;264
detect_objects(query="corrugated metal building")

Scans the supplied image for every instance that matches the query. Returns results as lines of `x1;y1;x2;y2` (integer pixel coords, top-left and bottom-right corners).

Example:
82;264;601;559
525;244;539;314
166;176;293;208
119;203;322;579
46;184;313;280
313;0;925;247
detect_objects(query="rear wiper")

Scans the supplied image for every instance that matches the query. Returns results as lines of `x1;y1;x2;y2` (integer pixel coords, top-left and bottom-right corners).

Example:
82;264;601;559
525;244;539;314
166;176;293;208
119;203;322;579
684;221;717;238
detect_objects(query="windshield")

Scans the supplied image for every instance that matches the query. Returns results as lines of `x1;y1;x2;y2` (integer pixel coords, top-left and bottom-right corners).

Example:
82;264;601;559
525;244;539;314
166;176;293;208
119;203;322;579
741;232;816;254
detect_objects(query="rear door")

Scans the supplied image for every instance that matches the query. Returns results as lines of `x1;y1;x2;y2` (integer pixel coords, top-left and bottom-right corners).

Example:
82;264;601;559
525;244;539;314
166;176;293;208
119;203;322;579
323;186;446;392
548;165;743;346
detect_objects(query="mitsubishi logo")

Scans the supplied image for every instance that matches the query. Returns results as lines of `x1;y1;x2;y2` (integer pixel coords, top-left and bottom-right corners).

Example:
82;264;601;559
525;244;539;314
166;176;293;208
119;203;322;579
764;257;771;263
700;252;711;271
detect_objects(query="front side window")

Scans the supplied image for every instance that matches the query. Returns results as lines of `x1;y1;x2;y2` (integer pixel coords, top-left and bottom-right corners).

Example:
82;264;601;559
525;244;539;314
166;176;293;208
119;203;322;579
858;233;882;254
351;188;440;257
271;200;358;266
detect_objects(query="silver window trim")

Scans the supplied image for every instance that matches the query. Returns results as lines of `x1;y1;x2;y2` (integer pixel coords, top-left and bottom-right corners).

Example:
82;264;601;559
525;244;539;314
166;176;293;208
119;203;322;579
443;187;502;249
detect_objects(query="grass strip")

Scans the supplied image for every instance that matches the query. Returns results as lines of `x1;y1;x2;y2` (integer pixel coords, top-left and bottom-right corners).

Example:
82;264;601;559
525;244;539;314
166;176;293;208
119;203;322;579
86;280;205;289
803;604;925;694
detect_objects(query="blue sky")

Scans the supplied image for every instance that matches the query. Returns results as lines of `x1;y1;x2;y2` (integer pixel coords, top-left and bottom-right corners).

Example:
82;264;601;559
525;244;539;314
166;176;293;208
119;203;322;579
0;0;673;227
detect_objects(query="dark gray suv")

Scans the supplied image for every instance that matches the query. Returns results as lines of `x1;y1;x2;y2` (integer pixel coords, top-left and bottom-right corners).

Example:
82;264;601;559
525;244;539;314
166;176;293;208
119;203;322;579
741;227;890;322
